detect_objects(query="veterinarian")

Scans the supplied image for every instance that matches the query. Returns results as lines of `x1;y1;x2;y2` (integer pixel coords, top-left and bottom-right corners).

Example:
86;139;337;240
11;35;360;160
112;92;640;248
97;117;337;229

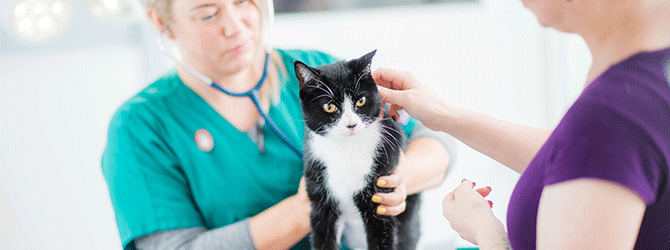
101;0;457;249
374;0;670;249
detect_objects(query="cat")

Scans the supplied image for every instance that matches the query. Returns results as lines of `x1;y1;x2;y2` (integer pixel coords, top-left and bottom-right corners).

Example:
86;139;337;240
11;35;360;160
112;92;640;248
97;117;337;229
295;50;420;250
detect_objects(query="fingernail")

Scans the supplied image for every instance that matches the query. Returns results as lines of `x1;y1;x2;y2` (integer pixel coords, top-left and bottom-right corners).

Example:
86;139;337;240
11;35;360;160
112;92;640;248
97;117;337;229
371;195;382;203
377;179;386;187
377;206;387;215
487;186;492;191
472;182;476;187
488;200;493;208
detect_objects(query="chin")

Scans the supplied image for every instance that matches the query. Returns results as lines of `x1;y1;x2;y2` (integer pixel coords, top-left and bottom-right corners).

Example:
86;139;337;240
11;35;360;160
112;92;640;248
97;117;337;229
221;52;254;73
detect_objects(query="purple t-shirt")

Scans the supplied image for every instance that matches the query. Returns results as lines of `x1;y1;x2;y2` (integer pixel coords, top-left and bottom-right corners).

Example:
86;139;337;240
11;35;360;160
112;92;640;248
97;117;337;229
508;47;670;249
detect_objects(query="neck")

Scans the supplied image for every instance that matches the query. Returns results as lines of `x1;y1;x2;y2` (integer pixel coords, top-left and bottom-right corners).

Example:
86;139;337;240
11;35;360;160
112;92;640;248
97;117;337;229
576;0;670;84
178;53;266;100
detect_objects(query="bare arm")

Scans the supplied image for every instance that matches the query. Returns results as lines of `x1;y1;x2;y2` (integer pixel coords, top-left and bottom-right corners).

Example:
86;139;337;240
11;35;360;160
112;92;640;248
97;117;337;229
403;136;451;194
441;107;551;173
373;68;550;173
249;179;311;250
135;180;310;250
536;178;645;250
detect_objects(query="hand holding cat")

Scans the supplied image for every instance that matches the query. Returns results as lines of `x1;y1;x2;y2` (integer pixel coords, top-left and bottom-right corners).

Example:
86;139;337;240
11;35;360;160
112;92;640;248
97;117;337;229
293;177;311;231
372;68;453;132
442;179;504;245
372;152;408;216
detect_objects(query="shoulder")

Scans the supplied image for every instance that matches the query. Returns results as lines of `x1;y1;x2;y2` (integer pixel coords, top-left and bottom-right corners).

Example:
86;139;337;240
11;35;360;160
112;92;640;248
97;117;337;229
584;49;670;108
275;48;341;68
108;70;183;132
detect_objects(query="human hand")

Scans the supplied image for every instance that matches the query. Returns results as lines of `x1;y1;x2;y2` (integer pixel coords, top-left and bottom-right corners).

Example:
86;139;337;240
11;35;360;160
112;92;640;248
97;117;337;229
373;152;408;216
293;177;311;230
442;179;503;245
372;68;453;131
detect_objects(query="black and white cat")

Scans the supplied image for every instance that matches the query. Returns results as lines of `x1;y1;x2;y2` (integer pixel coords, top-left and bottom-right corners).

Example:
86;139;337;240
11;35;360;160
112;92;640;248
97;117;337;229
295;50;420;250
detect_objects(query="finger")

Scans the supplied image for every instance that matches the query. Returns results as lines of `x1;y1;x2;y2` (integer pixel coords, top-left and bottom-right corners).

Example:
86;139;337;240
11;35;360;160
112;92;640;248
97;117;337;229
389;104;402;121
460;179;476;188
372;186;406;206
372;68;414;90
454;180;479;199
442;193;456;218
377;172;403;188
372;68;402;89
475;186;492;198
377;201;406;216
377;86;407;111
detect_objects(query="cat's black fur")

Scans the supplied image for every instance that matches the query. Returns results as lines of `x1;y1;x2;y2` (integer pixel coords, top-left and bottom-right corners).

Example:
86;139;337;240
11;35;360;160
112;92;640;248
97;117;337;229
295;50;421;250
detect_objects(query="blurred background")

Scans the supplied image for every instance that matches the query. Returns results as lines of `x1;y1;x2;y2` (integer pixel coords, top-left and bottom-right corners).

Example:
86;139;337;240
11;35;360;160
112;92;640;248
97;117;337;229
0;0;592;249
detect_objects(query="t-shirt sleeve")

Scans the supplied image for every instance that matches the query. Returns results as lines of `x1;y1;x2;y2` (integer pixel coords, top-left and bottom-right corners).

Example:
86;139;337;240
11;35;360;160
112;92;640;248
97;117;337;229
543;100;663;205
101;104;205;250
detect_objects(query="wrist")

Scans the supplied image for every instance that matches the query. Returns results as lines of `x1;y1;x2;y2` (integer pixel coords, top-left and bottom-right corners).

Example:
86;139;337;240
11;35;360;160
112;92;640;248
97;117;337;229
290;195;312;234
474;215;507;247
433;102;460;133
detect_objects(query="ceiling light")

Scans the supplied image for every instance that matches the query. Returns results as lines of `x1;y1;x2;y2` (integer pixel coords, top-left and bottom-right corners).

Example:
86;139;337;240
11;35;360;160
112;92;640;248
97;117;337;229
86;0;137;21
12;0;71;43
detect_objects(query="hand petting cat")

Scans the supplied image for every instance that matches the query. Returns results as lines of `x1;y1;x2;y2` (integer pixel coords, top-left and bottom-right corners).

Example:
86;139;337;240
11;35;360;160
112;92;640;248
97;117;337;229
372;68;454;132
373;152;408;216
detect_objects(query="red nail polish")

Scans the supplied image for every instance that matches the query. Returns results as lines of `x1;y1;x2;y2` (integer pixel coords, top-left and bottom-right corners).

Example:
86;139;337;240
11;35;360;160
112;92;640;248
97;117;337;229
488;200;493;208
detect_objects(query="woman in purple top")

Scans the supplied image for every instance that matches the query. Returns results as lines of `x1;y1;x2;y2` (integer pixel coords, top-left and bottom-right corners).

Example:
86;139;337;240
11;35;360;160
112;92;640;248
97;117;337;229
373;0;670;249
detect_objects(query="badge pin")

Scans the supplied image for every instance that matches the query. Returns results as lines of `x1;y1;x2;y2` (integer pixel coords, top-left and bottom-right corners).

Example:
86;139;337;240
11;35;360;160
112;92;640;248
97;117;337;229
195;129;214;152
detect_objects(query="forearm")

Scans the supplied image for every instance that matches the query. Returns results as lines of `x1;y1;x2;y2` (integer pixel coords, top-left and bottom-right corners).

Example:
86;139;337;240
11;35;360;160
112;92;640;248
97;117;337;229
440;106;551;173
403;136;451;194
249;195;311;250
134;222;255;250
135;195;310;250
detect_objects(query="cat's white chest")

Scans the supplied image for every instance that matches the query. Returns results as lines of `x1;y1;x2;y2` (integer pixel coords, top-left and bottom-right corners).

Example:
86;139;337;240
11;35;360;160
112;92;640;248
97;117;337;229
308;122;382;206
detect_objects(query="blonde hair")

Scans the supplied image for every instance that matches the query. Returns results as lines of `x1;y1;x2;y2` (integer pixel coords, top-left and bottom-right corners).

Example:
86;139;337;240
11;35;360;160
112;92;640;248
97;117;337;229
144;0;286;109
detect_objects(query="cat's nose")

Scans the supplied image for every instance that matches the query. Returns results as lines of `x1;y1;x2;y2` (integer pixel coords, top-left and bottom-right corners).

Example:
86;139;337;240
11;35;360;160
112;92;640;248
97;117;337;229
346;124;357;130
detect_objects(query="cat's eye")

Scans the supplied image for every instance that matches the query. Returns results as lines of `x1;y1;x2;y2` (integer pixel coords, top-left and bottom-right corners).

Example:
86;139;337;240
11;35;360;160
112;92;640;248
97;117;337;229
323;103;337;113
356;97;366;107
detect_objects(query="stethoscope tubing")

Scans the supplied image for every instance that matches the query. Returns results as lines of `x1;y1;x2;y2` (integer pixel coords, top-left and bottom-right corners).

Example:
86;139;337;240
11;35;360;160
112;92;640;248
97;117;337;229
176;52;304;159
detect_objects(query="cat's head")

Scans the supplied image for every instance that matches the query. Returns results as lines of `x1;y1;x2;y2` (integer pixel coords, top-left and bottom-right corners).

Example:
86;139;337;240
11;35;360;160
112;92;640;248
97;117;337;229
295;50;381;137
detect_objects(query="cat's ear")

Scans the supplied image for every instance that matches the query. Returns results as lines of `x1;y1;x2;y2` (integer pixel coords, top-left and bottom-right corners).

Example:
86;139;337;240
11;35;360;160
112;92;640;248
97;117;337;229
356;49;377;75
294;60;319;89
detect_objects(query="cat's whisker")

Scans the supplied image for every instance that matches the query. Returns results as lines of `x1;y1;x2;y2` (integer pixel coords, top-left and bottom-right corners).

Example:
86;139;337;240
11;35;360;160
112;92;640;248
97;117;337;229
354;73;365;93
378;135;394;158
307;84;334;99
312;94;333;102
380;125;403;138
313;79;335;97
381;133;401;152
379;128;402;151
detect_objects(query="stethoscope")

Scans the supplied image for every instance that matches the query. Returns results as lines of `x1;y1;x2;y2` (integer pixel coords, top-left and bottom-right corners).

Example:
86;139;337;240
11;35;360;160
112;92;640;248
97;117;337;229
160;35;303;159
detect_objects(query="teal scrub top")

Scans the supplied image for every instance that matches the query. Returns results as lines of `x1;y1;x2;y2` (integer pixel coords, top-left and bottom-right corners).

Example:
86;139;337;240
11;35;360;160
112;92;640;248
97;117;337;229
101;49;418;250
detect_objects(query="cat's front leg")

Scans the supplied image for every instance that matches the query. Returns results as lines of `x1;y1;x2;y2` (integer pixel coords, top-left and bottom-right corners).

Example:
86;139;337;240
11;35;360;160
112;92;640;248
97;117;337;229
309;197;341;250
354;188;399;250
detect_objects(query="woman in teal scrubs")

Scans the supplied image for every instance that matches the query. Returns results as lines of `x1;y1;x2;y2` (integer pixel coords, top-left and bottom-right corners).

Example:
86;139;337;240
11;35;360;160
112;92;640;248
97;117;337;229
101;0;454;249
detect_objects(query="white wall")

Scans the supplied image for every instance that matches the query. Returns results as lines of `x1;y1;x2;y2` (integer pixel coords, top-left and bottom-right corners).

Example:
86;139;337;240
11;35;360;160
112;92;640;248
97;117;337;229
0;0;591;249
